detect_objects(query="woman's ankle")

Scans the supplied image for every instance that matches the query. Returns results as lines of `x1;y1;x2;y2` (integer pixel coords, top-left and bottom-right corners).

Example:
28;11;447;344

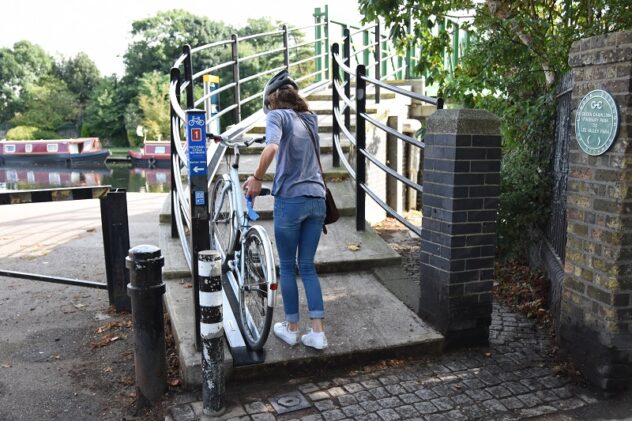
311;320;324;333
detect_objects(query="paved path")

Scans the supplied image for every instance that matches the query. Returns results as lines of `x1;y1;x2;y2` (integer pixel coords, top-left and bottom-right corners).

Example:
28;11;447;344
166;303;626;421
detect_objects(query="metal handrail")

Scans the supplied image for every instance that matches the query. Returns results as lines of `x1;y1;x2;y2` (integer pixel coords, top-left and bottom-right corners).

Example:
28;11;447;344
330;36;443;234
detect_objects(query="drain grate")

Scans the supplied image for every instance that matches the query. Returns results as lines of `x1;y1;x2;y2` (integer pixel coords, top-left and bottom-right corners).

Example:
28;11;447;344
269;391;311;414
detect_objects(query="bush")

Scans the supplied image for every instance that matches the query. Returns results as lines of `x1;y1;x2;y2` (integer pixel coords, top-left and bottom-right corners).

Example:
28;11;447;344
6;126;39;140
6;126;62;140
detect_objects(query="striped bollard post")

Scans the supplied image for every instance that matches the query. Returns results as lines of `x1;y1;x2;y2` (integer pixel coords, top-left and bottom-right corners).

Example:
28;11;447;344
198;250;225;416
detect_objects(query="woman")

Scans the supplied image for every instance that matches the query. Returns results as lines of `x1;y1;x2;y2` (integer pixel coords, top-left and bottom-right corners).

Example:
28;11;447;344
243;70;327;350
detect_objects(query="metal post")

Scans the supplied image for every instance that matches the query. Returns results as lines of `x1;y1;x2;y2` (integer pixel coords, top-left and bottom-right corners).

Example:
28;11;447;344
169;67;181;239
374;20;381;104
356;65;367;231
343;28;351;132
186;109;211;350
406;15;413;79
126;245;167;404
314;8;322;82
198;250;224;416
331;43;341;168
183;45;194;109
231;34;241;123
100;189;131;311
282;25;290;69
363;29;369;67
324;5;330;80
452;22;460;74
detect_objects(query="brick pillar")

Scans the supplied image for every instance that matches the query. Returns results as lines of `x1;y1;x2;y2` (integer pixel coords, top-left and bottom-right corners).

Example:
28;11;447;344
419;109;501;347
560;30;632;391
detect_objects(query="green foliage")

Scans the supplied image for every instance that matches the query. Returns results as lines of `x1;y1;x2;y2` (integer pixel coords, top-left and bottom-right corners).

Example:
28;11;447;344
83;76;128;146
359;0;632;259
10;76;79;131
6;125;57;140
124;10;235;82
134;71;170;142
53;52;101;105
0;41;54;122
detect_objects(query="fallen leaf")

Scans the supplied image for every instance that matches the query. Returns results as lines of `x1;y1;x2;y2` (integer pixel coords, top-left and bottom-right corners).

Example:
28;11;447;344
168;378;182;387
103;367;113;373
86;228;96;233
347;243;361;251
183;283;193;288
91;334;121;349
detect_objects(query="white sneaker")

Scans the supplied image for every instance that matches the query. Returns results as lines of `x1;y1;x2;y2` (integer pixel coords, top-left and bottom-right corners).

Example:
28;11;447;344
301;329;327;350
274;321;299;346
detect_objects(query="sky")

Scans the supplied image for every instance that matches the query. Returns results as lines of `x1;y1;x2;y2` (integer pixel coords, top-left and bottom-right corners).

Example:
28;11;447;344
0;1;364;76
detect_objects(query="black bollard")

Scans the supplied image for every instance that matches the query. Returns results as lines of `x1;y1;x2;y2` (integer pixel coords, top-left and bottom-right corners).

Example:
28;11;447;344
100;189;131;311
198;250;225;416
126;245;167;405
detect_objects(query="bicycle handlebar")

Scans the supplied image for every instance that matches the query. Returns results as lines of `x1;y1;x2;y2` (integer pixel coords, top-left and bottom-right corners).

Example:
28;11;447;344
207;133;266;148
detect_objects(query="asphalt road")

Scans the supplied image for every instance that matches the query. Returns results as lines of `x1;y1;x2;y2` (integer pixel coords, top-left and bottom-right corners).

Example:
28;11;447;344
0;193;178;420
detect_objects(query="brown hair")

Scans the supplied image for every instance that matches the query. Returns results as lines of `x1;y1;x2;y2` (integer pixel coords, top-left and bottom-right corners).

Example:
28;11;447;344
267;85;309;112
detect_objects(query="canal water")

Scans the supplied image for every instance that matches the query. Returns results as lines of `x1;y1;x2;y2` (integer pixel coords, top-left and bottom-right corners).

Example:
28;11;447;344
0;163;170;193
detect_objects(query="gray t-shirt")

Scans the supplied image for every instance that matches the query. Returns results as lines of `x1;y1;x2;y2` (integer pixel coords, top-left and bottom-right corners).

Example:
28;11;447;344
265;109;326;198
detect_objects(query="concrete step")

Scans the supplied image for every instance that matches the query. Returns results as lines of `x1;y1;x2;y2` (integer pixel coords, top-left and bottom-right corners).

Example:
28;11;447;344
162;256;443;386
226;133;352;155
215;152;351;182
248;115;356;134
160;212;402;276
307;91;396;102
223;180;357;220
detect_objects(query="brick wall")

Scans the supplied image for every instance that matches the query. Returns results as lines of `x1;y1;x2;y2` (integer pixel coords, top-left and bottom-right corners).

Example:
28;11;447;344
560;30;632;391
419;109;501;347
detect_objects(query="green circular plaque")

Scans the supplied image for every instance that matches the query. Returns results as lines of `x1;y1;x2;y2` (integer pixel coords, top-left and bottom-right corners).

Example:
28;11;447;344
575;89;619;156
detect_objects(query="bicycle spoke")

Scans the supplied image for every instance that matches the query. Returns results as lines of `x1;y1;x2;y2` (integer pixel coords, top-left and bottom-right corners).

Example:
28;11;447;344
239;227;274;350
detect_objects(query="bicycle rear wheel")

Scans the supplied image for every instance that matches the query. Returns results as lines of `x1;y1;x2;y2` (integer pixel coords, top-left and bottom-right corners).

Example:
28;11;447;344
210;177;235;260
239;226;276;350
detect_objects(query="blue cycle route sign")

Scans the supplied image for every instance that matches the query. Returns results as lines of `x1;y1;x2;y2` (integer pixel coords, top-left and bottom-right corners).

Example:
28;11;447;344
186;110;208;177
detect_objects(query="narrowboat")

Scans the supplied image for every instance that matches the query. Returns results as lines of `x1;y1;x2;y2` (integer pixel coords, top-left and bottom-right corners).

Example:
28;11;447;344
128;140;171;168
0;138;110;167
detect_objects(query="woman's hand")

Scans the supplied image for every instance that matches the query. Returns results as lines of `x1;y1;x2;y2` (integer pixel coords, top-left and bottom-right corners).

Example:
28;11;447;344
243;176;262;198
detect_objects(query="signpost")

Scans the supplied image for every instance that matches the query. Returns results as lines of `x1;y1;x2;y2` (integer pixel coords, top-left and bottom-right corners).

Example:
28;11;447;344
575;89;620;156
186;109;210;350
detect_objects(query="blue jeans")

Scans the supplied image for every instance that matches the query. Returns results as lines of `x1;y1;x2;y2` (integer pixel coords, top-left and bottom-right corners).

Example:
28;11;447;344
274;196;326;322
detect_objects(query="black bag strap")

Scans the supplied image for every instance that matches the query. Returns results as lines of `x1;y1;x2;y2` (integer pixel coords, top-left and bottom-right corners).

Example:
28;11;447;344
295;111;328;190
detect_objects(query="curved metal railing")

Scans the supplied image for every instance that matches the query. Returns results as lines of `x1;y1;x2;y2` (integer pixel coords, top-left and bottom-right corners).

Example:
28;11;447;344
331;41;443;237
169;12;451;271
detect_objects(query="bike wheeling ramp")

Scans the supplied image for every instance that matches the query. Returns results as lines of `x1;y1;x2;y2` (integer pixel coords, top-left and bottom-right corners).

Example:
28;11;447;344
159;90;443;387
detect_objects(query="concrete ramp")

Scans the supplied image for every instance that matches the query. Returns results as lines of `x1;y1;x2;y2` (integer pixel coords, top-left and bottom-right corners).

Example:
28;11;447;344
159;210;443;387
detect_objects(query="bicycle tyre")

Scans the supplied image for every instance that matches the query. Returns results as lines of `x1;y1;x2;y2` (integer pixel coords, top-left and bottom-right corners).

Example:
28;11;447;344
239;226;276;350
210;176;235;261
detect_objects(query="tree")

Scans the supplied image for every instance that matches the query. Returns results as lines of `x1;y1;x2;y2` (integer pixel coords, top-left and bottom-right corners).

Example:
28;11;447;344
135;71;170;142
0;41;53;122
358;0;632;258
53;52;101;105
83;76;128;145
10;76;79;131
123;9;235;82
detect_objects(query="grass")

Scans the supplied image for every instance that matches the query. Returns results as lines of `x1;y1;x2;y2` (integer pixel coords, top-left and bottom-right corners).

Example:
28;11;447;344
107;147;133;157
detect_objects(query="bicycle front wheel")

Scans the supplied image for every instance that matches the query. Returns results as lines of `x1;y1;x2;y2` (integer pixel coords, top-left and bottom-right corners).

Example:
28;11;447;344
239;226;276;350
210;176;235;260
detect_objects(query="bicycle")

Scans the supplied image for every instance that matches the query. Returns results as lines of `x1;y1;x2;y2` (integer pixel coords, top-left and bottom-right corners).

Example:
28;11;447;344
208;134;277;351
